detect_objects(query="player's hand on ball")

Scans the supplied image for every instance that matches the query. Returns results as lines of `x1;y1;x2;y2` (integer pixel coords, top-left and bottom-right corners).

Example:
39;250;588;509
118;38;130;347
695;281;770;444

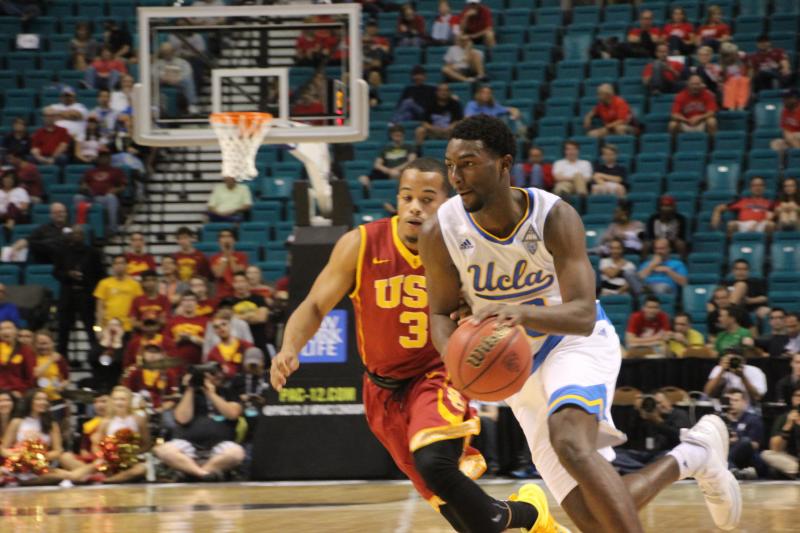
449;298;473;325
270;351;300;391
470;304;527;327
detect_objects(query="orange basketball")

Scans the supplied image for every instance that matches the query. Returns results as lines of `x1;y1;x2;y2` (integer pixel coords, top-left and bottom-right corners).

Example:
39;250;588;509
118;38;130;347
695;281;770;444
443;317;532;401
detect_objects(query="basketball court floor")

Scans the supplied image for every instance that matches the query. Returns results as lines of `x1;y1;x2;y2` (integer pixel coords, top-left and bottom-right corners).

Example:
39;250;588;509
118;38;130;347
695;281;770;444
0;479;796;532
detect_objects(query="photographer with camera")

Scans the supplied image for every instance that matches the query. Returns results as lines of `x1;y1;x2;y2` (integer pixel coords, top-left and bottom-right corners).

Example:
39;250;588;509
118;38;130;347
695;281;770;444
232;347;268;442
761;386;800;478
704;348;767;405
152;361;245;481
619;392;691;469
722;388;764;479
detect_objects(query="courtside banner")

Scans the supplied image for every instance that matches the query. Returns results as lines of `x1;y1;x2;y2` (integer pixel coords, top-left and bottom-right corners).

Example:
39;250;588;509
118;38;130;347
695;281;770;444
298;309;348;363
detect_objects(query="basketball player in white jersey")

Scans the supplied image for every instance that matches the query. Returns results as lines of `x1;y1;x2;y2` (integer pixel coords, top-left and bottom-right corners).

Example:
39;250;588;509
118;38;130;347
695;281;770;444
418;115;742;532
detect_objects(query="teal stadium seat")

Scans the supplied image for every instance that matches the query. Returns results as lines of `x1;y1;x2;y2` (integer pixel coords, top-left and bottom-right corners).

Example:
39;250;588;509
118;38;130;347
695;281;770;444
25;265;59;297
682;283;717;320
774;0;800;13
673;152;706;174
628;173;663;194
734;15;765;35
0;264;20;285
754;102;781;129
636;153;669;174
240;222;272;243
563;34;592;61
688;253;723;276
691;232;726;254
555;61;585;81
771;240;800;272
748;150;779;172
715;131;746;152
640;133;672;153
667;172;701;193
599;294;633;315
729;233;765;276
676;132;708;154
535;7;563;26
521;45;553;63
586;195;618;215
706;163;740;192
717;111;748;132
589;59;619;79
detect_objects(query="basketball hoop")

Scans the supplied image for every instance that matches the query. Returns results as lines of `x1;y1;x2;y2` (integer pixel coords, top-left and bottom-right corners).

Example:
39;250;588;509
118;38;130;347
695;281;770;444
209;112;273;181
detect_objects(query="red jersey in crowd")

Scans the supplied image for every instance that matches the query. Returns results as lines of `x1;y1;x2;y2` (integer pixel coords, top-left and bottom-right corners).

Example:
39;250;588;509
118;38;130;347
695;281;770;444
129;294;171;325
748;48;788;72
124;252;157;278
207;338;254;378
196;298;216;318
122;333;169;368
781;104;800;133
15;161;43;198
123;367;179;408
663;22;694;39
31;125;70;157
672;88;718;118
697;23;730;40
0;342;35;393
627;310;671;337
642;59;685;82
459;4;492;34
165;315;208;366
728;197;774;222
210;251;248;298
594;96;631;125
628;26;663;42
82;165;126;196
350;217;441;380
174;249;211;281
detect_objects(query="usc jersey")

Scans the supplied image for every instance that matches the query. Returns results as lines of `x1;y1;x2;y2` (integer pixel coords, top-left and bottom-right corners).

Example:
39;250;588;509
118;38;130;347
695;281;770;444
350;217;441;380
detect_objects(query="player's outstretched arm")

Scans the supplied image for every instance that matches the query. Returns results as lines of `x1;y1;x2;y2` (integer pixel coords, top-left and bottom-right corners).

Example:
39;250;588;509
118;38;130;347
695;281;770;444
418;215;462;356
471;201;597;336
270;229;360;391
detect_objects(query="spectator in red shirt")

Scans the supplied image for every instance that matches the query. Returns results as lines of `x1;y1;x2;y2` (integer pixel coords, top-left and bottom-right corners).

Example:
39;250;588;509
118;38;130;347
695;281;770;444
122;317;167;369
129;271;171;331
74;151;126;235
583;84;634;138
174;226;210;281
643;44;685;95
30;109;71;166
124;232;157;279
123;344;178;411
511;146;553;190
210;228;248;298
0;320;35;396
770;89;800;154
5;151;43;203
189;276;216;317
396;3;427;47
84;46;128;91
748;35;794;93
669;75;718;135
625;296;671;357
712;176;775;236
459;0;495;48
626;9;663;57
164;292;207;366
695;5;731;52
206;314;253;378
663;6;695;56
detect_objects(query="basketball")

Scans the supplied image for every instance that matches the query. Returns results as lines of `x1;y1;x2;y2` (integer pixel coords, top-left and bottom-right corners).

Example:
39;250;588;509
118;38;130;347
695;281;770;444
444;317;532;402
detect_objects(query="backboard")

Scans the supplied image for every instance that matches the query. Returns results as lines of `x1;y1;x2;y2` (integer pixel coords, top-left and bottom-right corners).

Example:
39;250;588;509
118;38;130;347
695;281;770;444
133;2;369;147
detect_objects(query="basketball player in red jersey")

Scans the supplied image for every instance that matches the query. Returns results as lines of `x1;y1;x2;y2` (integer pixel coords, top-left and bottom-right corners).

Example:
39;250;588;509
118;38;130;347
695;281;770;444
271;158;567;533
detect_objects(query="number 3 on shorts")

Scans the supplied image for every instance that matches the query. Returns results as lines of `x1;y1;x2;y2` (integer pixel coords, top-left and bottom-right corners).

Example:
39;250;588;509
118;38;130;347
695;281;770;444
399;311;428;348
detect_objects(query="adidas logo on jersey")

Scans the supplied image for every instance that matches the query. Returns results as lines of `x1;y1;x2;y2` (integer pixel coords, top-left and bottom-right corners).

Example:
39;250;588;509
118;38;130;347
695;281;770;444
459;238;474;250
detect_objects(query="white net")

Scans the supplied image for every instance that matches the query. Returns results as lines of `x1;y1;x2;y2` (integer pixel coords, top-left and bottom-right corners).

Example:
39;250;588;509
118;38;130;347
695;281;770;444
209;112;273;181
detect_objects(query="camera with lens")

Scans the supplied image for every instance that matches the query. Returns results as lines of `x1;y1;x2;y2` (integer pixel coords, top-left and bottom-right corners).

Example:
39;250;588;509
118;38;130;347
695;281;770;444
640;395;657;413
728;354;744;370
188;361;221;388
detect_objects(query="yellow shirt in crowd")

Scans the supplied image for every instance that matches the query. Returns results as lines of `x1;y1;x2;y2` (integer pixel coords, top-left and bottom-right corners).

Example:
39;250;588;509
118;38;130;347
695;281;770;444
93;276;143;331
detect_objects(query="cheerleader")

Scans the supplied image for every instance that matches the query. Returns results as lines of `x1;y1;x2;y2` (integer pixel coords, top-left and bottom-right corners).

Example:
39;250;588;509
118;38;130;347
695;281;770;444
0;389;75;485
70;386;150;483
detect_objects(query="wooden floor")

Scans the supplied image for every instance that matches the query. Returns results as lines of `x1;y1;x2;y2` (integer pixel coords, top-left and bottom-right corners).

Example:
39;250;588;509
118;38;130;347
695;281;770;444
0;479;797;532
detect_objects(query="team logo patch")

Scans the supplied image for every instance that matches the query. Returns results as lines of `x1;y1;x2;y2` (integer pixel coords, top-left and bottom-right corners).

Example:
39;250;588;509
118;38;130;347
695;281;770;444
522;226;540;254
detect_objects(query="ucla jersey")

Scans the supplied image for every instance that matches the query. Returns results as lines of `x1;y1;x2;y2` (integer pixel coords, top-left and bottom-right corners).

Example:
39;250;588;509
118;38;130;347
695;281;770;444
438;187;579;371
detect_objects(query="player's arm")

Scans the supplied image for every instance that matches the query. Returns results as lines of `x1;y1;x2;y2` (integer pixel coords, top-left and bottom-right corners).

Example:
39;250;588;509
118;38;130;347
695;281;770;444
471;201;597;336
269;229;360;390
418;215;462;356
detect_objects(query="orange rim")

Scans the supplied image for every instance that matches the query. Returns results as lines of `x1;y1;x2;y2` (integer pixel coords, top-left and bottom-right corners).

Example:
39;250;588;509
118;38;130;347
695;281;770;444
209;111;273;129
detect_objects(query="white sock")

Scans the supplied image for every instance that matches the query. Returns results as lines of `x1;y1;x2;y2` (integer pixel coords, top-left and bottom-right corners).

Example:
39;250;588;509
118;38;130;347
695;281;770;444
668;442;710;479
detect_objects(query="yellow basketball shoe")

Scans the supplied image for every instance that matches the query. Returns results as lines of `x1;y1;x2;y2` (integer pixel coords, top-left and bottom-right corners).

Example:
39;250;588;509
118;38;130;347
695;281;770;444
509;483;572;533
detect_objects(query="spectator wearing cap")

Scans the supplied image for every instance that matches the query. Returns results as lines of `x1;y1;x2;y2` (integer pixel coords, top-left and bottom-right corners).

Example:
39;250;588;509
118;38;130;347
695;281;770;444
669;75;718;135
552;140;593;197
430;0;460;46
203;297;252;357
646;195;688;257
122;343;179;411
442;34;486;83
124;232;157;279
459;0;495;48
711;175;775;236
414;83;463;147
207;313;254;378
395;3;427;47
392;66;437;123
49;87;90;139
4;151;42;204
771;89;800;154
129;270;171;331
0;284;21;326
511;146;553;190
638;238;688;297
643;44;685;96
591;145;628;197
30;109;71;166
583;84;634;138
74;150;127;235
1;117;31;161
748;35;794;93
207;175;253;223
359;125;416;188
